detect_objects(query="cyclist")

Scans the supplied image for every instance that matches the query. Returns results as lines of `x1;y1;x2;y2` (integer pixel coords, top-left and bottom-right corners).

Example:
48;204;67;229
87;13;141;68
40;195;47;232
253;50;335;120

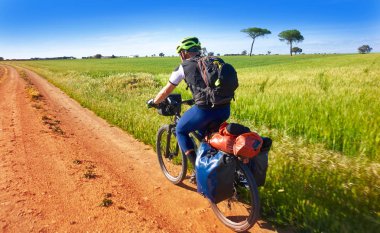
147;37;231;182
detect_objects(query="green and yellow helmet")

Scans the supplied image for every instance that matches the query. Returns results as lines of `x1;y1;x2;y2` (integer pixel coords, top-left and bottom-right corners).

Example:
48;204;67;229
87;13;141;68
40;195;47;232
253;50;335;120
176;37;201;54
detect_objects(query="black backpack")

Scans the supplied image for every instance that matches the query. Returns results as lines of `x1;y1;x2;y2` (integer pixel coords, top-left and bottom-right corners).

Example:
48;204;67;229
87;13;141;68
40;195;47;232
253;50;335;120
197;56;238;106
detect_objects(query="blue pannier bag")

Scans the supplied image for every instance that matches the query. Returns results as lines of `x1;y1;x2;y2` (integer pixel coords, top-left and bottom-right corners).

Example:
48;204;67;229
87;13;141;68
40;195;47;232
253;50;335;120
195;142;237;203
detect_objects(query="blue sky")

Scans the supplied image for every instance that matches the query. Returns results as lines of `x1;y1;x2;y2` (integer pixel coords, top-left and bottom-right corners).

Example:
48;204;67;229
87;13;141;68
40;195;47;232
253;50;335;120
0;0;379;59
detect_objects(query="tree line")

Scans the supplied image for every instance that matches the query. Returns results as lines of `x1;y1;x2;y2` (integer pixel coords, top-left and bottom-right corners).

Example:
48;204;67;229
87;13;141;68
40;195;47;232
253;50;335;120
241;27;373;56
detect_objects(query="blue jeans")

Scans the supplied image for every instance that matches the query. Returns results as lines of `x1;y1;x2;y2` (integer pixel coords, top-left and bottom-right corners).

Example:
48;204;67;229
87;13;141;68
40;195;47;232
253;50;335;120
176;105;230;153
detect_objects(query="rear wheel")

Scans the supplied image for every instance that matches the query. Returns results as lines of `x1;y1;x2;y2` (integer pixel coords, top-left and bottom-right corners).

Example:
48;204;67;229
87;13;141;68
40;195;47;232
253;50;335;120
156;125;187;184
210;161;260;232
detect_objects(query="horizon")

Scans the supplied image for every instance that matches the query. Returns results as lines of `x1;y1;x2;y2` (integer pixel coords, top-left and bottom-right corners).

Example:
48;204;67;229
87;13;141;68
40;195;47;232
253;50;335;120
1;0;379;59
3;52;378;61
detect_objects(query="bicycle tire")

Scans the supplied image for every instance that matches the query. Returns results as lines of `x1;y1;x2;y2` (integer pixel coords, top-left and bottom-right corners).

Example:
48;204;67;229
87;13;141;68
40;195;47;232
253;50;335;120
210;161;260;232
156;124;187;184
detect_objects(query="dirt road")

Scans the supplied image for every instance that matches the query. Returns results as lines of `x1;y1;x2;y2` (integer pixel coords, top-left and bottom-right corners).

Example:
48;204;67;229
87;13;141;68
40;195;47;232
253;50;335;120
0;65;277;232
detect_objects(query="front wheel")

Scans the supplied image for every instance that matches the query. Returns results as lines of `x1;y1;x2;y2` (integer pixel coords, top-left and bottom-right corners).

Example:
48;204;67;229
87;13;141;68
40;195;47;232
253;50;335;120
210;161;260;232
156;125;187;184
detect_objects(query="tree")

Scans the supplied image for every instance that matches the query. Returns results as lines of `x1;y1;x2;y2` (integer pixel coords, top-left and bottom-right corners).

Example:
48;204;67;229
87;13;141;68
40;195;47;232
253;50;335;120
94;54;102;59
0;57;3;61
208;52;214;56
241;50;247;55
241;27;271;56
201;47;208;56
278;29;304;56
267;51;271;55
159;52;165;57
291;47;302;55
358;45;372;54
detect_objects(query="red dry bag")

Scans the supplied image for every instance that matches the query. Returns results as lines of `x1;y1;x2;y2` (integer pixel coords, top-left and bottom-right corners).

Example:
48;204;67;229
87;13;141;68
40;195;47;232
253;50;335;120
233;132;263;158
207;122;235;154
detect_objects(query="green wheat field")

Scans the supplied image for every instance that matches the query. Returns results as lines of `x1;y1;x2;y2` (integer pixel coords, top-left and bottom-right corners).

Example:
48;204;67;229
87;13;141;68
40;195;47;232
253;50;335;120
4;53;379;232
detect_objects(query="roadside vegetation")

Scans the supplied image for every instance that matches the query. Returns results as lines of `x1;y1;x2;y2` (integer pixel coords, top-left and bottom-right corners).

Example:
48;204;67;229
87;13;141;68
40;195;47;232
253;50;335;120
4;54;379;232
0;66;5;82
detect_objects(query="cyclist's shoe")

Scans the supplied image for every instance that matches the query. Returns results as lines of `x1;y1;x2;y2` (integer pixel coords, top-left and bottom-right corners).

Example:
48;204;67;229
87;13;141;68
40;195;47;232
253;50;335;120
189;172;197;184
187;152;197;184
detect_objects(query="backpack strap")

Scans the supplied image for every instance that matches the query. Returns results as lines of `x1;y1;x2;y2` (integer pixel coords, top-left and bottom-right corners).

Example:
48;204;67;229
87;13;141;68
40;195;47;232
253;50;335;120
187;56;216;106
182;56;200;91
197;57;210;87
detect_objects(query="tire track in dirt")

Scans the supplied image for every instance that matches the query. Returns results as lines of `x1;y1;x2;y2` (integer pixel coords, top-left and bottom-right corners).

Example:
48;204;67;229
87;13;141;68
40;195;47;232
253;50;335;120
0;65;279;232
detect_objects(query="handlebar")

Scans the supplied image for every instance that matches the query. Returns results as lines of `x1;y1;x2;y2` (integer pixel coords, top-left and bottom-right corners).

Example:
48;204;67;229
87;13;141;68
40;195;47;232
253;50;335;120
181;99;195;106
152;98;193;109
154;94;193;116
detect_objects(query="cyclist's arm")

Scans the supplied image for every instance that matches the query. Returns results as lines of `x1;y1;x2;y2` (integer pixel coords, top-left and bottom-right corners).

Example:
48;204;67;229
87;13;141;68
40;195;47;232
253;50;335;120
153;82;176;104
153;65;185;104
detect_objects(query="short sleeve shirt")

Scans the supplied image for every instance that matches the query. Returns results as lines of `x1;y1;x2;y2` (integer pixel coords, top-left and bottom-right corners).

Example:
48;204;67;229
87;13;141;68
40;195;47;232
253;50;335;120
168;65;185;86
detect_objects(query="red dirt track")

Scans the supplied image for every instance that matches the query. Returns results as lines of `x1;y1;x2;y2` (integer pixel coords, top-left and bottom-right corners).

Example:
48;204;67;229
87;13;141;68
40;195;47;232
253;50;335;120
0;65;277;232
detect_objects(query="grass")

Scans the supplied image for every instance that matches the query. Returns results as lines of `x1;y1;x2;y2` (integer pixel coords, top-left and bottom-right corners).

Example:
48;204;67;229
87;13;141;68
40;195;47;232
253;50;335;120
235;55;380;158
0;66;5;83
17;70;42;100
73;159;83;165
100;198;113;207
41;115;64;135
100;193;113;207
3;54;379;232
84;169;97;179
26;86;42;100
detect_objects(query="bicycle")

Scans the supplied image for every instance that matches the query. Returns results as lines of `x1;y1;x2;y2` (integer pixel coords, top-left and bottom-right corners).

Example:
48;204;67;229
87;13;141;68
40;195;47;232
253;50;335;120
153;94;260;232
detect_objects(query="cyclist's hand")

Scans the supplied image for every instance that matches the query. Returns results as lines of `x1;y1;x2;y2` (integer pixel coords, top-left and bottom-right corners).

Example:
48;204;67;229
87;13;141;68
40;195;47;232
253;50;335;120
146;98;156;108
